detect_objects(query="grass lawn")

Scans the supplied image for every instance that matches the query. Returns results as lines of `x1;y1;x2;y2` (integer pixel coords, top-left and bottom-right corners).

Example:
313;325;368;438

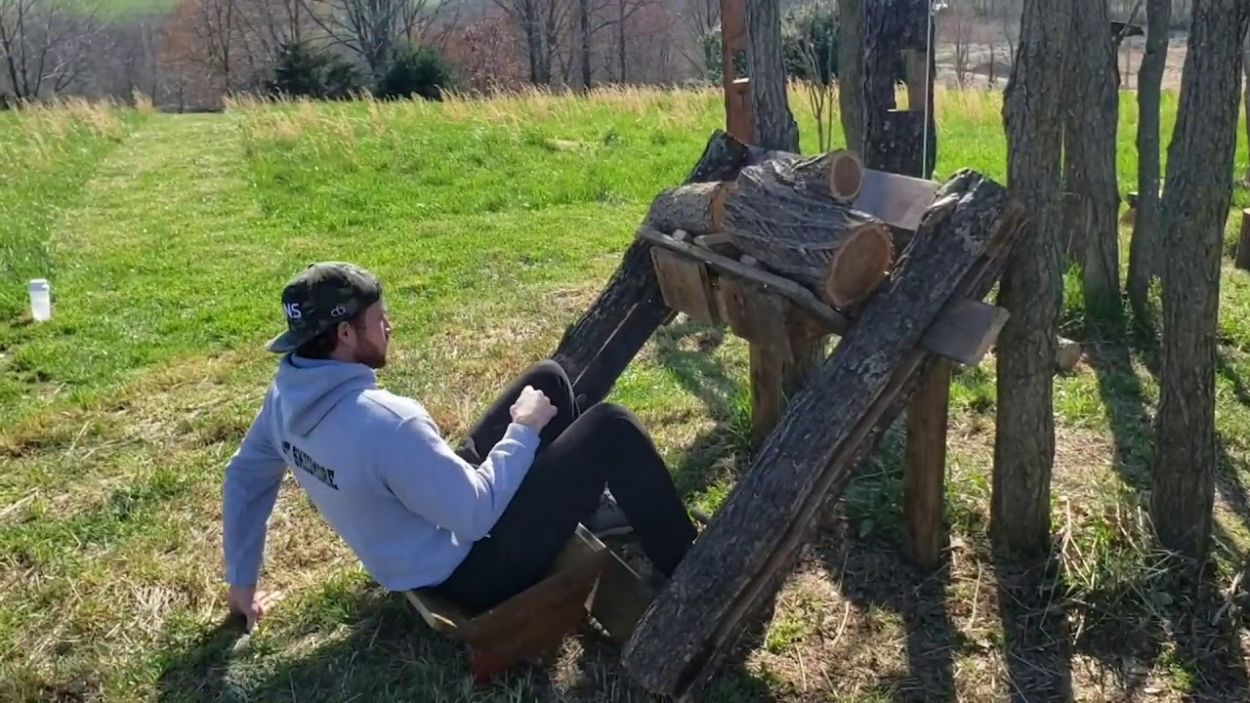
2;85;1250;702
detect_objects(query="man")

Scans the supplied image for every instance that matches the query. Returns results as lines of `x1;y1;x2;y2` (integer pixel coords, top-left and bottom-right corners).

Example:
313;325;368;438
223;262;697;628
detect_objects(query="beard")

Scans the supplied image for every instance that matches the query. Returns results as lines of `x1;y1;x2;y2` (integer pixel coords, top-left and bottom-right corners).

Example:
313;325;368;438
356;337;388;369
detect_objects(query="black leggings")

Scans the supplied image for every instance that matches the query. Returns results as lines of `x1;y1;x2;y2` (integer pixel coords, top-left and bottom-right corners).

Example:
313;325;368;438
435;360;697;612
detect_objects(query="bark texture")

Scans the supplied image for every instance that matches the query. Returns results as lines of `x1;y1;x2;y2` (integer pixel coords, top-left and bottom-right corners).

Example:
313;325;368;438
746;0;799;151
837;0;864;154
993;0;1071;557
1153;0;1250;562
1128;0;1171;321
1063;0;1122;319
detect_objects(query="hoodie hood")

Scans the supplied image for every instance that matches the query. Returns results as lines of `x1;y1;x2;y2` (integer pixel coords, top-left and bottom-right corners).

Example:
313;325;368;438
273;355;377;436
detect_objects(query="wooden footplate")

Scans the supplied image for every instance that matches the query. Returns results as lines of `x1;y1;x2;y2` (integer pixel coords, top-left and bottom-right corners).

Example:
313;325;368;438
404;525;655;684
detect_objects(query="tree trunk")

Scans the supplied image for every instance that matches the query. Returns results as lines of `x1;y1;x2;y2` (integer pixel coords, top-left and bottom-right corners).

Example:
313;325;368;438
1128;0;1171;321
1063;0;1122;321
746;0;799;151
621;170;1027;700
837;0;865;154
580;0;591;90
1153;0;1250;563
993;0;1071;558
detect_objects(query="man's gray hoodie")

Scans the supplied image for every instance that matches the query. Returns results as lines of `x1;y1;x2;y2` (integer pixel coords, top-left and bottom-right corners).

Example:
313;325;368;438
222;355;540;590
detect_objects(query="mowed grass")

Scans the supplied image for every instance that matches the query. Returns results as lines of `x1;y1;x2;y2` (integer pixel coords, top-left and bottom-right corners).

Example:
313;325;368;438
1;85;1250;702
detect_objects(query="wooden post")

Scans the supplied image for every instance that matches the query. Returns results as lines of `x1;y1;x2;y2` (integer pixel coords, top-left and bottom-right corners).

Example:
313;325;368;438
721;0;752;143
1235;208;1250;271
903;358;950;570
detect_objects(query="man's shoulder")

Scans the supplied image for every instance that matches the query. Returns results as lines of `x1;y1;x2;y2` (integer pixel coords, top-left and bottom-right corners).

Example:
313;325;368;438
356;388;428;423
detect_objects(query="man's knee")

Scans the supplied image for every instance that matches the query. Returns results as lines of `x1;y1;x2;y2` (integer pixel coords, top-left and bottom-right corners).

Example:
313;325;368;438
578;402;647;439
526;359;570;385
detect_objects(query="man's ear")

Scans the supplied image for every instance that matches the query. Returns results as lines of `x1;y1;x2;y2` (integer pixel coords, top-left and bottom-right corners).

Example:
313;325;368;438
335;321;354;347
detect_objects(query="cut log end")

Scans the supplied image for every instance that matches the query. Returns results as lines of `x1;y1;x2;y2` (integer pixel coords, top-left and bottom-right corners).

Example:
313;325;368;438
827;150;865;202
822;224;894;309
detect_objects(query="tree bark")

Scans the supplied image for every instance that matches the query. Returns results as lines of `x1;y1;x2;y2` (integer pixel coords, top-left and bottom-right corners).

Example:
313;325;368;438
837;0;865;154
1153;0;1250;563
722;159;894;309
1063;0;1122;321
993;0;1071;558
746;0;799;151
1244;34;1249;184
621;170;1027;700
550;131;752;404
1128;0;1171;321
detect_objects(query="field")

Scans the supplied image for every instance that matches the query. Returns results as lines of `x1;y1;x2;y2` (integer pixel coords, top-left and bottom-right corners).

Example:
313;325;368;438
2;86;1250;702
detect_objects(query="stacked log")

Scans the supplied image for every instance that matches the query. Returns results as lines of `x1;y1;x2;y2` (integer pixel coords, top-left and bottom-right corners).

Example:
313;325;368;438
722;157;893;310
643;148;892;312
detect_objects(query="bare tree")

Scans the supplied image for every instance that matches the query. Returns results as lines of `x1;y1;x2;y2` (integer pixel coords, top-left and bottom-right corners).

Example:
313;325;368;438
993;0;1073;557
948;5;974;86
0;0;102;100
492;0;572;84
1152;0;1250;563
1127;0;1171;320
678;0;717;76
306;0;451;78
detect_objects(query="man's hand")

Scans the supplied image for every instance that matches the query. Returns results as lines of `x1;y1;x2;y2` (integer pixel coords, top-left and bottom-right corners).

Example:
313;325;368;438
510;385;557;432
227;585;284;632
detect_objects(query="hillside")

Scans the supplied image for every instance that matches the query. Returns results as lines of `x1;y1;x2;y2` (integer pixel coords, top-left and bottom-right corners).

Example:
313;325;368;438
2;88;1250;701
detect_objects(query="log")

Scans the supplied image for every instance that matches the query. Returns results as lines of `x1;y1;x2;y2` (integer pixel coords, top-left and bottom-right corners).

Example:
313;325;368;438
765;149;865;202
1235;208;1250;271
551;130;753;405
723;158;894;310
621;170;1027;699
645;181;731;236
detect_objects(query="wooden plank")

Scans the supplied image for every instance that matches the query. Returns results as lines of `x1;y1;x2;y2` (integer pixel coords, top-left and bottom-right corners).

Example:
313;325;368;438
920;297;1010;367
651;248;719;325
621;170;1028;699
640;228;1008;366
721;0;752;143
903;358;951;571
853;167;940;232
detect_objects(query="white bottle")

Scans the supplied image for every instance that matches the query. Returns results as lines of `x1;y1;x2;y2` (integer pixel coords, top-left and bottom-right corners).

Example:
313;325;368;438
28;279;51;322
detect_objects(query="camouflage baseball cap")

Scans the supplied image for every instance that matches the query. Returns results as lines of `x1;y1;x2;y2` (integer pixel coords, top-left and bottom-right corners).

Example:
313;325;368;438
267;262;383;353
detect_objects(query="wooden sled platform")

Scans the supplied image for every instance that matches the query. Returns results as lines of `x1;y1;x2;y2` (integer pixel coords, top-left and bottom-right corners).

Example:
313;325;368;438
405;525;655;684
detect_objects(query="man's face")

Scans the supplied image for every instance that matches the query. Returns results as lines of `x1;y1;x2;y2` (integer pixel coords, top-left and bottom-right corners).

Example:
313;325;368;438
346;300;391;369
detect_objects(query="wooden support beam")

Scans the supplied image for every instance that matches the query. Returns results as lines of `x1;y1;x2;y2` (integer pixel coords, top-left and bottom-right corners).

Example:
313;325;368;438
903;358;951;571
721;0;752;143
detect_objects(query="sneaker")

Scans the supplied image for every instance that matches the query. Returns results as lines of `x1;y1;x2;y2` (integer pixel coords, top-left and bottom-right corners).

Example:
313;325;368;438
585;490;633;538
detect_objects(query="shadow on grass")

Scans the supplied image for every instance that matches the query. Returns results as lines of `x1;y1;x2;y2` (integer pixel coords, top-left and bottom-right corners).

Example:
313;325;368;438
807;423;962;701
650;318;751;503
158;581;774;702
992;553;1074;702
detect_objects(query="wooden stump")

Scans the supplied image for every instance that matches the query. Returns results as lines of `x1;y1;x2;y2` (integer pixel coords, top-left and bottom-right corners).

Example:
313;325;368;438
646;181;732;236
1235;208;1250;271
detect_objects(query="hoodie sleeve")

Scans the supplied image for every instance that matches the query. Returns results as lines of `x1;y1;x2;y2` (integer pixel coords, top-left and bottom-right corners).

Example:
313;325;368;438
379;410;540;542
222;396;287;586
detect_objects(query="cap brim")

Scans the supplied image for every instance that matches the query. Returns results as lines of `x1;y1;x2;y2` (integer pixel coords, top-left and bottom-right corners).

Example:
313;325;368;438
266;329;310;353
